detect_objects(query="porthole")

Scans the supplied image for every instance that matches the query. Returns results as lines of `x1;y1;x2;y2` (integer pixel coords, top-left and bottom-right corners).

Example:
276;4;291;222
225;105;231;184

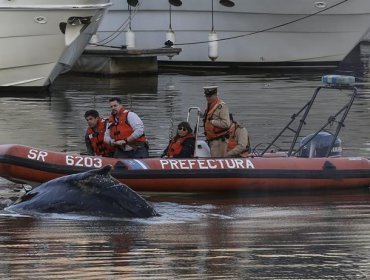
34;16;47;24
315;1;327;8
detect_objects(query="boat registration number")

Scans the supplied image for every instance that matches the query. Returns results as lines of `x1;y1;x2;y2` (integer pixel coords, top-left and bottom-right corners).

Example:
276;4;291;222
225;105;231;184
66;155;103;168
26;149;102;168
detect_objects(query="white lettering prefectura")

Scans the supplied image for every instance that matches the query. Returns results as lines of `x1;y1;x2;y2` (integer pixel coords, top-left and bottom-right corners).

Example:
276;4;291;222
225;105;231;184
160;159;255;170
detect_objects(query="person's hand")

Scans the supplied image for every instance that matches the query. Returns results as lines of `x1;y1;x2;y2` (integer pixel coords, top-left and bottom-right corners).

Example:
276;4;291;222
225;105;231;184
112;140;126;146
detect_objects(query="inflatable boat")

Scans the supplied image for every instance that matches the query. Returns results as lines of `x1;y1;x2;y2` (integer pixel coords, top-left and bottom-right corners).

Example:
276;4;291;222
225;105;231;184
1;75;369;193
1;143;370;192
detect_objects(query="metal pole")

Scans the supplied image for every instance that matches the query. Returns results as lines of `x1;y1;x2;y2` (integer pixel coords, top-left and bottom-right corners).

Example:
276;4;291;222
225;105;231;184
211;0;214;31
169;4;172;30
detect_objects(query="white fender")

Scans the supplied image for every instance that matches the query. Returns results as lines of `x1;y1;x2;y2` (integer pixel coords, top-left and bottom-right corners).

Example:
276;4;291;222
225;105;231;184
125;29;135;49
166;30;176;45
65;22;84;46
166;30;176;59
89;34;99;46
208;31;218;61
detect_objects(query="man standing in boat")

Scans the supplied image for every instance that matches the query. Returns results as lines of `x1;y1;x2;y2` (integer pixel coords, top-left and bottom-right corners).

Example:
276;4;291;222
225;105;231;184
84;110;114;157
203;86;231;157
104;97;149;158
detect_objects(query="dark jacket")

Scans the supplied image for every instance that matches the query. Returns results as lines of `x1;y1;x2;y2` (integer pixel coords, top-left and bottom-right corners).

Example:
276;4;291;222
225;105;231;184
163;136;195;158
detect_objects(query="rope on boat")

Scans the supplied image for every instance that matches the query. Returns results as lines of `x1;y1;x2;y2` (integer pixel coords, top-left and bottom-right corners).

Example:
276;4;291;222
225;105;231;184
90;0;143;46
173;0;349;46
91;0;349;49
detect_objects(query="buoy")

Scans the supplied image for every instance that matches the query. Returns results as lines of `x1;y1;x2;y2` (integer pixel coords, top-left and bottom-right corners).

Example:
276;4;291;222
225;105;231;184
208;31;218;61
125;29;135;49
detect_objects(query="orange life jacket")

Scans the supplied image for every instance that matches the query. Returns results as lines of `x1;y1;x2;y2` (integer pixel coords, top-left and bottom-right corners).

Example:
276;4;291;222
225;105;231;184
227;122;250;157
86;118;114;156
108;108;146;144
166;133;195;157
204;98;229;141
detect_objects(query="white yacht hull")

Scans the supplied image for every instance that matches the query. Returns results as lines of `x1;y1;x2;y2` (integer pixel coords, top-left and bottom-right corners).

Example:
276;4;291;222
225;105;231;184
0;0;110;88
96;0;370;67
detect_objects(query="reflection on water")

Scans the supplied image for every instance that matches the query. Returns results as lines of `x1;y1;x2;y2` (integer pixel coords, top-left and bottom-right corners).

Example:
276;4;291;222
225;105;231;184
0;43;370;279
0;191;369;279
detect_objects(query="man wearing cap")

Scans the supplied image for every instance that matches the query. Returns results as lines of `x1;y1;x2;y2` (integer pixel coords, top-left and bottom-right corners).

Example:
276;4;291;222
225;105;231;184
203;86;231;157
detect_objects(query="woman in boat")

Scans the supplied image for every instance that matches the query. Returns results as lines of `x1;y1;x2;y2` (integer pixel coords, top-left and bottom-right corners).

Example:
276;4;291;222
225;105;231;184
163;121;196;158
226;113;250;158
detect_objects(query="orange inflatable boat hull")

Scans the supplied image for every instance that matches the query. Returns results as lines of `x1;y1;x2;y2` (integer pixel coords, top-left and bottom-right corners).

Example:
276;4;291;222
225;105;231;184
1;144;370;192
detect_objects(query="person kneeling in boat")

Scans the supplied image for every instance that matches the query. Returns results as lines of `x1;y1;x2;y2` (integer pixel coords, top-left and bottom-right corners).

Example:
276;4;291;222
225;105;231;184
104;97;149;158
162;122;196;158
84;110;114;157
226;114;251;158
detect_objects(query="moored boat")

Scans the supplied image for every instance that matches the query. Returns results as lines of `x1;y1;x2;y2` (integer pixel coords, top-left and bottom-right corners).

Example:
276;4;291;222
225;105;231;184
0;0;111;89
94;0;370;69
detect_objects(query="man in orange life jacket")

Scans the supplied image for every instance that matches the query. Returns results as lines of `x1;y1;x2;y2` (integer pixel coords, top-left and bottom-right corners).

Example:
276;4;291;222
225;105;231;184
104;97;149;158
203;86;231;157
226;113;251;158
84;110;114;157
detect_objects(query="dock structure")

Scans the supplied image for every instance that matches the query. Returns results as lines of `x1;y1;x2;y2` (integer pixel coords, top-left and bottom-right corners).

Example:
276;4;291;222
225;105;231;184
71;46;181;75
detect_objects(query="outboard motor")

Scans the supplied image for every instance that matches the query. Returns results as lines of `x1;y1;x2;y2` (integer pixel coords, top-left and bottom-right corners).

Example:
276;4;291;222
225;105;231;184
297;131;342;158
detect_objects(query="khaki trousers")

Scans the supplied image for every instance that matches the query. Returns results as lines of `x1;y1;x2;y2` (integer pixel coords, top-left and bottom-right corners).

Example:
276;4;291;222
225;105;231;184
209;138;229;157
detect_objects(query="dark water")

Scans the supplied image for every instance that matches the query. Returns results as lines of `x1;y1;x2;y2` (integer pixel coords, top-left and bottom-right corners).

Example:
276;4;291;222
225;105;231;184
0;43;370;279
